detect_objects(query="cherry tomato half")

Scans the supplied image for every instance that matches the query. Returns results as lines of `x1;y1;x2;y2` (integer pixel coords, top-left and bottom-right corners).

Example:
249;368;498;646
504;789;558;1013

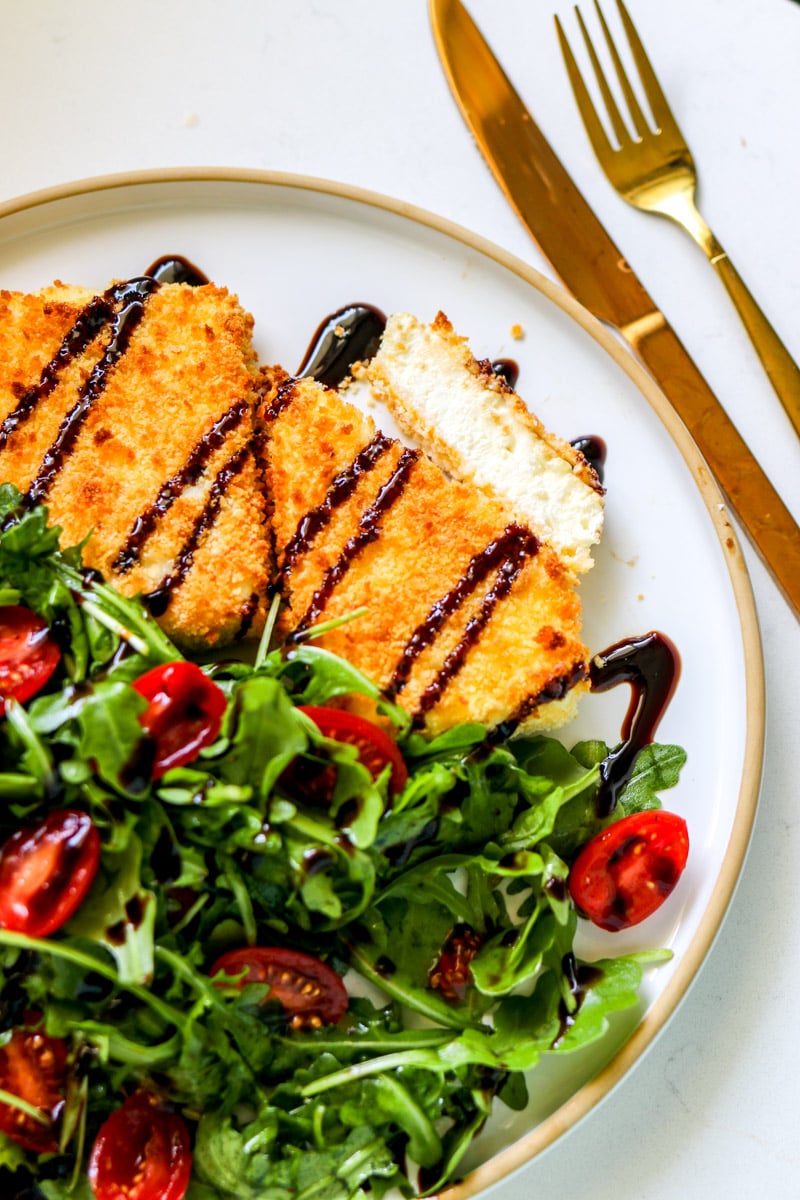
0;605;61;713
0;1021;67;1153
0;809;100;938
88;1091;192;1200
569;810;690;932
298;705;408;795
133;662;227;779
210;946;349;1028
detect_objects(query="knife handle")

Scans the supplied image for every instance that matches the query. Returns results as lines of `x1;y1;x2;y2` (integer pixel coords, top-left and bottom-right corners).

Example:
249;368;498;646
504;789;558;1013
631;320;800;617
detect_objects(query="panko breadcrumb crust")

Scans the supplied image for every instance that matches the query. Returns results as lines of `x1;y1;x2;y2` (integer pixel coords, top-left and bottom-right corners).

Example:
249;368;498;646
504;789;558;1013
0;280;593;734
260;370;589;737
0;281;270;649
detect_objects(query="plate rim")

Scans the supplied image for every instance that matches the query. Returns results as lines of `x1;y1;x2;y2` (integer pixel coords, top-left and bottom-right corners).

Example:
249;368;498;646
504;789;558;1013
0;165;765;1195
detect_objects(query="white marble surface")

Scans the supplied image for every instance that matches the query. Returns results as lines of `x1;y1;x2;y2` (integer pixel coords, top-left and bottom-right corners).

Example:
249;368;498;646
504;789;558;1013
1;1;799;1197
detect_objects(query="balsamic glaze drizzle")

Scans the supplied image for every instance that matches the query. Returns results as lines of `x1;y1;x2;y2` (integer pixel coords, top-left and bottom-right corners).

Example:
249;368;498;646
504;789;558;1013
143;445;250;616
234;592;261;642
590;631;681;814
112;398;249;574
488;659;589;743
262;378;298;423
23;278;159;507
296;303;387;387
491;358;519;389
0;295;113;454
552;952;604;1047
145;255;210;286
279;432;394;582
571;435;607;485
290;448;420;637
413;525;539;719
387;523;538;700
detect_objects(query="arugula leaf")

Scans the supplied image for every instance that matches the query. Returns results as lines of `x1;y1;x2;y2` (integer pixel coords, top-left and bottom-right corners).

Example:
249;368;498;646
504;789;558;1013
66;831;156;984
0;498;688;1200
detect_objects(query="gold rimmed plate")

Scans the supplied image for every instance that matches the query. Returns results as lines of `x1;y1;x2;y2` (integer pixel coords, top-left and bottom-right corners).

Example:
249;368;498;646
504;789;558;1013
0;168;763;1197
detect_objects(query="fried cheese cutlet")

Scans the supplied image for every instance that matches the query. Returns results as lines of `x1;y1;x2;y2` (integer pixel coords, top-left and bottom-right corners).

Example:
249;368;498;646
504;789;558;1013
0;279;268;649
260;370;589;737
363;312;605;574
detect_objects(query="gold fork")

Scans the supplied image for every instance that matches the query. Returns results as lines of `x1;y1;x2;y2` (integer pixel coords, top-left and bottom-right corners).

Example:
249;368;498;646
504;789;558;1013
555;0;800;438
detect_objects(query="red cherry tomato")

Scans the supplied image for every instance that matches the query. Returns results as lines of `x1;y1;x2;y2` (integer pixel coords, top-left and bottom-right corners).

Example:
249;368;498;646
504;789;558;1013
88;1091;192;1200
569;810;690;932
133;662;226;779
0;1022;67;1153
298;705;408;795
0;605;60;712
0;809;100;938
210;946;349;1028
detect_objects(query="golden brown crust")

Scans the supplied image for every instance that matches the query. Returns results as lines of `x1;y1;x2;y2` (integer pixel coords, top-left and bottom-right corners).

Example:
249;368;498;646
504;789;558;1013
260;375;589;736
0;281;269;650
0;283;594;733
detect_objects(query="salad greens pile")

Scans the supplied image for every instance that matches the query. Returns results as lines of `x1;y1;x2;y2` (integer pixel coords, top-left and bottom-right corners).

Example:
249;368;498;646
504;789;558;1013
0;484;686;1200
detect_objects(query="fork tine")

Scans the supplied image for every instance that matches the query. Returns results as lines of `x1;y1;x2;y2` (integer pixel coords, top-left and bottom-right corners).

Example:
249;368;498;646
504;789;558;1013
572;6;634;149
592;0;650;140
555;14;616;162
616;0;676;135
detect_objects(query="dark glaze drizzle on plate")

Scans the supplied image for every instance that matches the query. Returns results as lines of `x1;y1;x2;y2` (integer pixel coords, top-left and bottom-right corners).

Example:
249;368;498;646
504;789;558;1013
571;435;606;485
296;303;387;387
590;631;681;815
145;255;210;286
490;358;519;388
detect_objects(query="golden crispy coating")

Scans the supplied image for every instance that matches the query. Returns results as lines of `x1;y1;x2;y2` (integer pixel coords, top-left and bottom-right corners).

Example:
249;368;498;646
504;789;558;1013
364;311;604;574
0;282;594;732
260;373;589;736
0;281;269;650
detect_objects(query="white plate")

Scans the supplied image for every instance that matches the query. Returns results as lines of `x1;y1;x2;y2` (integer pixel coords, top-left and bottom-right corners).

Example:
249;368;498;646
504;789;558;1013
0;169;763;1197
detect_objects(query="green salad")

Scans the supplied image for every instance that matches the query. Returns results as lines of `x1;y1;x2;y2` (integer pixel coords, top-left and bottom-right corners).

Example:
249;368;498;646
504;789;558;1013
0;484;687;1200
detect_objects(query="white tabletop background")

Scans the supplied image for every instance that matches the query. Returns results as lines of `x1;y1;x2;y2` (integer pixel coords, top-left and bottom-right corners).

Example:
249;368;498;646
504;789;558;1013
1;1;799;1198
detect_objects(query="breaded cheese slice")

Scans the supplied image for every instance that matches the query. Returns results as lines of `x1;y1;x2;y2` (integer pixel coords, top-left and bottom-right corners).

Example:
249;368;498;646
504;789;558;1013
260;369;589;737
364;312;604;574
0;279;269;649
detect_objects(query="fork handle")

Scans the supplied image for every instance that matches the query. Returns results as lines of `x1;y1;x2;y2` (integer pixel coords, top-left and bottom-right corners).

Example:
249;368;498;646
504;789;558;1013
709;248;800;438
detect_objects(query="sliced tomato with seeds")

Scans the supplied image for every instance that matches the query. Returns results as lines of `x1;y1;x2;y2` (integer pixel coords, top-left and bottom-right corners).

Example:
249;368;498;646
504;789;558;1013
133;661;227;779
88;1090;192;1200
0;605;61;713
0;808;101;938
429;924;483;1004
0;1022;68;1153
210;946;349;1029
569;810;690;932
298;705;408;795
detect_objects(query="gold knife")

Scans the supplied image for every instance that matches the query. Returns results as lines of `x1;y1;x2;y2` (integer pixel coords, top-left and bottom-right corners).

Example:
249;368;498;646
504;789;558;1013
430;0;800;619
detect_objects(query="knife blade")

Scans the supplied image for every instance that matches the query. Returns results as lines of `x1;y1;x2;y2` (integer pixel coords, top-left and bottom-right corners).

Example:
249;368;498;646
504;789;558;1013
430;0;800;619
